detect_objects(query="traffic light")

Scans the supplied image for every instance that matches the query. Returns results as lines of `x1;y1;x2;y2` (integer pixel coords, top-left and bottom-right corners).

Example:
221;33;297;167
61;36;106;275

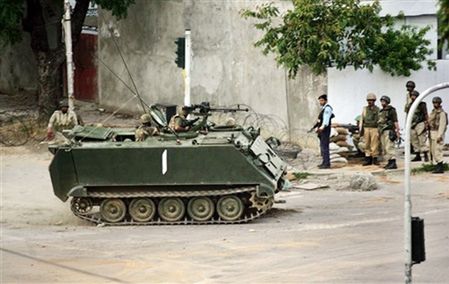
175;37;185;69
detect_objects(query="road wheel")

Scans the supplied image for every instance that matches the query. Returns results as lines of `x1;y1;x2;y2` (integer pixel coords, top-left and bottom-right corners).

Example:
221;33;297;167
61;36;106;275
129;198;156;222
100;199;126;223
216;195;243;221
187;197;214;221
70;197;93;215
158;197;185;222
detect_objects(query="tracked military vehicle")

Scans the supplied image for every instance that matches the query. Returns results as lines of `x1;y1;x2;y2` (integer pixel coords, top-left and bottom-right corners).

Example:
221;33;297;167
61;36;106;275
48;103;287;225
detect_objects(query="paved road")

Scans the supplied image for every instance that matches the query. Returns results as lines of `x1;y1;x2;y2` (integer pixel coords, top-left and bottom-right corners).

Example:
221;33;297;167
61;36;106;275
1;147;448;283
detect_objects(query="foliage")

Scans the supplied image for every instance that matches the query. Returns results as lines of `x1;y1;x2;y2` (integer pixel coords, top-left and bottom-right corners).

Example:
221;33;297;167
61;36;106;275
0;0;135;46
411;163;449;174
0;0;23;46
293;172;311;180
241;0;435;77
94;0;135;19
439;0;449;45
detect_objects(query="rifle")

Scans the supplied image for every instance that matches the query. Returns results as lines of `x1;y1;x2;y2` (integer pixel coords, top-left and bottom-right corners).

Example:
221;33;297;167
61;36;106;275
186;102;250;115
308;121;320;133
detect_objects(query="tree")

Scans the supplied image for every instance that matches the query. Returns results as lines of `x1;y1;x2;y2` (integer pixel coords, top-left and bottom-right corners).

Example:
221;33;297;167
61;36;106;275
0;0;135;122
241;0;435;78
439;0;449;44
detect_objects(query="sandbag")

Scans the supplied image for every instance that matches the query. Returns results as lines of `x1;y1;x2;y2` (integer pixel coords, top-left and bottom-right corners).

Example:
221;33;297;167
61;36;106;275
336;141;350;148
335;134;347;141
330;127;338;137
335;127;349;135
329;143;340;151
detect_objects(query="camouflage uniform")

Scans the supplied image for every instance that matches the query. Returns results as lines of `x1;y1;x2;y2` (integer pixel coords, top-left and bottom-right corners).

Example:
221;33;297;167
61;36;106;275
378;105;398;161
135;126;158;141
135;114;159;141
48;110;78;132
352;115;365;153
169;114;188;131
47;110;78;145
410;102;429;154
361;105;380;158
428;107;447;164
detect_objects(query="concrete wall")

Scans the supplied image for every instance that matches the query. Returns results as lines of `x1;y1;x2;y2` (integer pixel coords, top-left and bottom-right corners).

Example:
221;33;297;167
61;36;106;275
0;33;38;94
328;60;449;142
97;0;325;144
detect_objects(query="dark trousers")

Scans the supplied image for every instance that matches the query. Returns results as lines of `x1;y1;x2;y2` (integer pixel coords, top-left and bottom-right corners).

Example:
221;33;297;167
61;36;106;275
319;127;331;166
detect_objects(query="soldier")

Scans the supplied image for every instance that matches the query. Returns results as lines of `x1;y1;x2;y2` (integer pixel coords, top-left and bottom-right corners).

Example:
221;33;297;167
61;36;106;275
360;93;380;166
314;94;334;169
378;96;400;169
428;97;448;174
169;106;199;132
409;91;430;162
352;115;365;155
404;80;416;113
135;114;159;141
47;99;78;141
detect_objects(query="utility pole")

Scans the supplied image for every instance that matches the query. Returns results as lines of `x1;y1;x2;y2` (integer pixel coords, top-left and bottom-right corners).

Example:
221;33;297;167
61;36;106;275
184;29;191;107
63;0;75;111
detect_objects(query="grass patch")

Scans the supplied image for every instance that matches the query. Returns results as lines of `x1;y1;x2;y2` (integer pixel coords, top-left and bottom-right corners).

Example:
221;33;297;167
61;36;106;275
411;163;449;174
293;172;311;179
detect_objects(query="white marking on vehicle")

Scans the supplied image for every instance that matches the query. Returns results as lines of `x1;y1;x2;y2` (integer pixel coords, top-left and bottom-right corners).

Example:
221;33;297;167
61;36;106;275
162;149;167;175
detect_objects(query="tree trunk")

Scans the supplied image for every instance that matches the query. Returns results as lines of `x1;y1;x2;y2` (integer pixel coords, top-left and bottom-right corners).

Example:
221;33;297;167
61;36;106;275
34;50;65;123
24;0;90;123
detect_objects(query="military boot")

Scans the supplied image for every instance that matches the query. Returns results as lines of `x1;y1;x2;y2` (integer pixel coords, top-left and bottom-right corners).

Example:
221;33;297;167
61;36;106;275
372;157;380;165
423;152;429;162
362;156;372;166
411;153;422;162
432;162;444;174
384;159;397;170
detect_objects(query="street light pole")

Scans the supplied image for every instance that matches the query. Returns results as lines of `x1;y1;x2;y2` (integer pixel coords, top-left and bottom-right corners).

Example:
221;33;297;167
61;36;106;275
184;29;191;106
63;0;74;111
404;82;449;283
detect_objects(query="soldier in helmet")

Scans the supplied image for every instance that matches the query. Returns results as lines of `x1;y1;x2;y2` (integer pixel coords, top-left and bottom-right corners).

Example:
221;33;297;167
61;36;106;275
360;93;380;166
378;96;400;169
169;106;199;132
47;99;78;141
135;114;159;141
409;91;430;162
428;97;448;173
404;81;416;113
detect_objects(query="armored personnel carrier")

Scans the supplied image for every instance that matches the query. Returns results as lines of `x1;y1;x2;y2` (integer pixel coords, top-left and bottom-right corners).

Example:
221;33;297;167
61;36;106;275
48;103;287;225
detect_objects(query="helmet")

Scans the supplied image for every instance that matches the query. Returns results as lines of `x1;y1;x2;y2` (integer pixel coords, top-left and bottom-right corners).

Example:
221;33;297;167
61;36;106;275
225;117;236;127
410;90;419;97
59;99;69;107
432;96;442;104
380;96;391;104
366;93;376;100
406;81;415;88
140;114;152;124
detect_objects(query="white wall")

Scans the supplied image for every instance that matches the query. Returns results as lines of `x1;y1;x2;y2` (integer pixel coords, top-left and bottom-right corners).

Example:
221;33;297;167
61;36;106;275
328;60;449;142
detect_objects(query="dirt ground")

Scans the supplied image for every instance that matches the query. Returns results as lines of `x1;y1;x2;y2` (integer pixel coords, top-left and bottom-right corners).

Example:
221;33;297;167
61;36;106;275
1;145;449;283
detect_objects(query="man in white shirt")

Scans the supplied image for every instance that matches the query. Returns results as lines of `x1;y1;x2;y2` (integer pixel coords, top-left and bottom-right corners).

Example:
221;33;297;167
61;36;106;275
47;99;78;141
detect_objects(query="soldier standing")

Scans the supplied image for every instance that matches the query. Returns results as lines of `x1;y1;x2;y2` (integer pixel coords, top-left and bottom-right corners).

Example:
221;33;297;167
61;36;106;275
360;93;380;166
135;114;159;141
378;96;400;169
314;94;334;169
47;99;78;141
409;91;430;162
404;81;416;113
428;97;448;174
